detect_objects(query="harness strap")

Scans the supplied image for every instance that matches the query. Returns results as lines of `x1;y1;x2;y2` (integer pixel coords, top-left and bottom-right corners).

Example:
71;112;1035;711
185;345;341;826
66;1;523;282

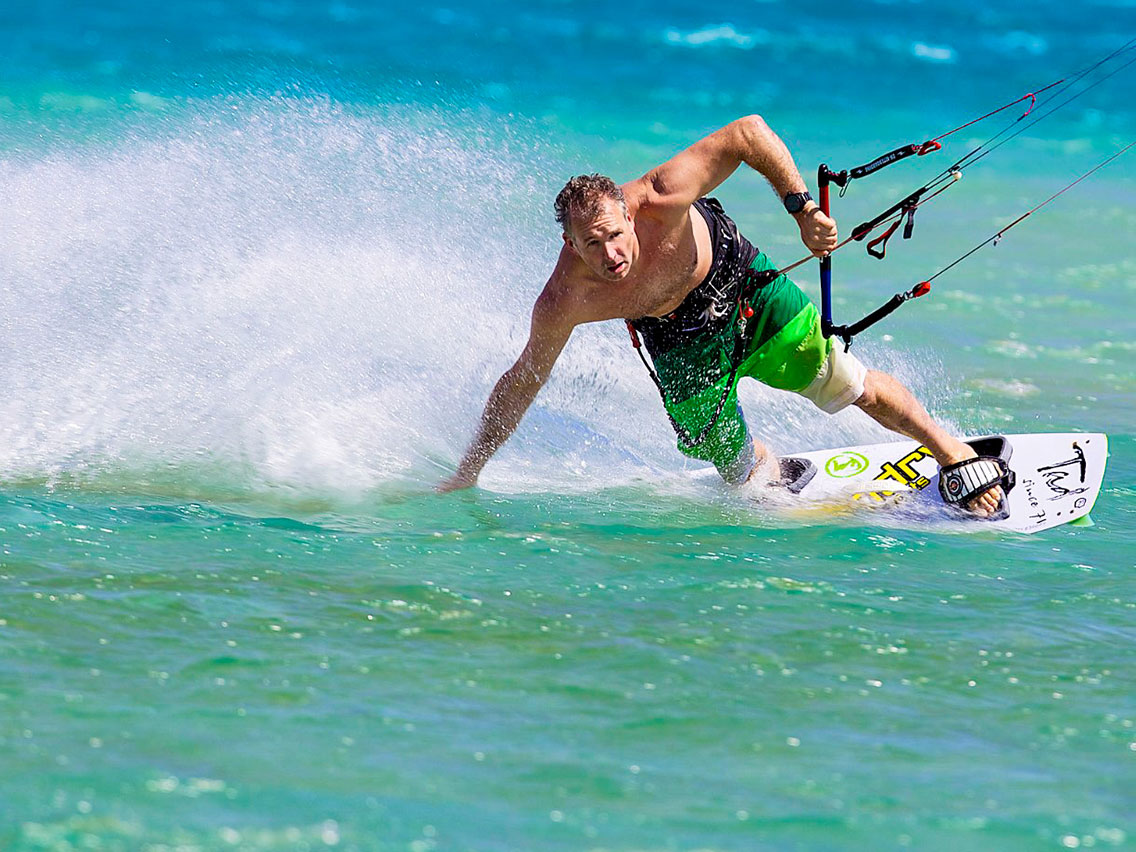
626;269;768;448
627;320;740;449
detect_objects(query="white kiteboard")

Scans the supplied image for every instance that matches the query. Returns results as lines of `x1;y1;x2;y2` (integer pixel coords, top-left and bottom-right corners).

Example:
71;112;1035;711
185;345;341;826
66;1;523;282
767;433;1107;534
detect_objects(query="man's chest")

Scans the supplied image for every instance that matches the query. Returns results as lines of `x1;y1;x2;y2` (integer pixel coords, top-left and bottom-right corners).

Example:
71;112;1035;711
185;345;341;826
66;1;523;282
626;215;712;316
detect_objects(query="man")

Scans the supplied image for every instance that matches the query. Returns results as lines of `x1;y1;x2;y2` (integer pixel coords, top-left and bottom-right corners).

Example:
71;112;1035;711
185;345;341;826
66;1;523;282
439;115;1002;515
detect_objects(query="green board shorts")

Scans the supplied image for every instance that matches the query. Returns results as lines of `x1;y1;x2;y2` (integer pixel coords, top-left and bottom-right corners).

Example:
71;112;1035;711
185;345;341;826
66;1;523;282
653;251;868;482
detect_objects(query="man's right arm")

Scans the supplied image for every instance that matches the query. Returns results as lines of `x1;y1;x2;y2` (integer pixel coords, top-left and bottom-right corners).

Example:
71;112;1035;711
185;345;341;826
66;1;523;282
438;285;576;492
634;115;837;257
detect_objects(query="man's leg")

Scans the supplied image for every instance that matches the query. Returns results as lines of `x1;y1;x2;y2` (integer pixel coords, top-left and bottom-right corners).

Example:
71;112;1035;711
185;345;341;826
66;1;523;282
742;433;780;486
853;369;1002;516
728;259;1000;512
665;379;780;486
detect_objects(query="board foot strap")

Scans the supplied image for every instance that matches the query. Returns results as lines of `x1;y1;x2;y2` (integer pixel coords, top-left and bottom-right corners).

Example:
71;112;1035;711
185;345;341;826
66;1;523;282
778;457;817;494
938;456;1016;510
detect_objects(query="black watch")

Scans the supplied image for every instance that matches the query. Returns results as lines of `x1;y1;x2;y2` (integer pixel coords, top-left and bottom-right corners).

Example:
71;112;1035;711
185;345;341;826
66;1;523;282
783;191;813;215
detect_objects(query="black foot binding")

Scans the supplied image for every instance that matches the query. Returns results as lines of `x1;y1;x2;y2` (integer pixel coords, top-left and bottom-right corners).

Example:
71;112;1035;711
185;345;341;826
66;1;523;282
938;437;1016;519
778;457;817;495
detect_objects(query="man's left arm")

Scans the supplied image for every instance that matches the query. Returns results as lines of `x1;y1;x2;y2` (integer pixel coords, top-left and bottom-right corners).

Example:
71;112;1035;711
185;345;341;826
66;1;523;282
638;115;837;257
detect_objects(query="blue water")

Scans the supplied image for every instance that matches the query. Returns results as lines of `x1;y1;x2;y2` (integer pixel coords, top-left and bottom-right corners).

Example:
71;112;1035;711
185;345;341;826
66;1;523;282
1;3;1135;850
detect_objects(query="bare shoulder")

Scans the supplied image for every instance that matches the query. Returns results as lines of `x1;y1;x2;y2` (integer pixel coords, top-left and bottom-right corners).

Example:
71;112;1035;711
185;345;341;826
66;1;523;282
622;172;666;213
629;117;762;212
535;246;629;327
622;173;690;238
621;173;687;228
533;248;590;328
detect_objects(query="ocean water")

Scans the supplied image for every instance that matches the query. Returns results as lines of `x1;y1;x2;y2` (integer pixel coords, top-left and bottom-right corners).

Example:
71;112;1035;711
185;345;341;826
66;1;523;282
1;3;1135;850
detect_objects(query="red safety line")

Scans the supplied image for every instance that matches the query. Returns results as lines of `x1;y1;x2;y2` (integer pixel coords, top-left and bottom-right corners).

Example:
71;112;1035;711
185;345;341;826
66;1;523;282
925;140;1135;284
923;79;1066;148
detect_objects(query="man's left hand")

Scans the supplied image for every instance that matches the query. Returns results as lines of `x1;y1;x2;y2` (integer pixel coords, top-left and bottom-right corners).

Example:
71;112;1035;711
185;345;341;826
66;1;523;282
795;203;838;257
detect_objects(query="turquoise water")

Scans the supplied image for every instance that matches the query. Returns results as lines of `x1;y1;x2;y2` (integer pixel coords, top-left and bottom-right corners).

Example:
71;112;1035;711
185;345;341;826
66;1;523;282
2;3;1135;850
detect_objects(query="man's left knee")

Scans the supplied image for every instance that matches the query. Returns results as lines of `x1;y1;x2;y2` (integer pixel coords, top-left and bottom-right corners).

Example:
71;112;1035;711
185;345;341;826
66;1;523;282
852;369;882;409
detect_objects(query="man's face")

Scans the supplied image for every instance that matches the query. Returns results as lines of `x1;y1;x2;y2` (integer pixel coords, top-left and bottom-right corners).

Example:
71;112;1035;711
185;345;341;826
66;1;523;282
565;198;637;281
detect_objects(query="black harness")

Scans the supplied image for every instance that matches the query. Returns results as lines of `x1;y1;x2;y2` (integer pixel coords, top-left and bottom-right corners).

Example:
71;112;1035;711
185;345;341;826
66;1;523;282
629;197;759;356
625;198;772;448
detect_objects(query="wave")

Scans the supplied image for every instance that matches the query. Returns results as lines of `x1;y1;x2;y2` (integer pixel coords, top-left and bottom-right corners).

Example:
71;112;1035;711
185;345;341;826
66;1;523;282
662;24;769;50
0;95;932;500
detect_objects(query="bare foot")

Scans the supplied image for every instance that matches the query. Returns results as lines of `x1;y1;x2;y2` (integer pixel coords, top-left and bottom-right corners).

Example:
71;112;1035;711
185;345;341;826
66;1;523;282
741;444;780;487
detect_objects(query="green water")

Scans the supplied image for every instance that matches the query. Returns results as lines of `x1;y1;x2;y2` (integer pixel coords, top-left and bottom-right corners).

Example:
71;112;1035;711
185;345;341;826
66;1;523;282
3;464;1134;850
3;5;1135;850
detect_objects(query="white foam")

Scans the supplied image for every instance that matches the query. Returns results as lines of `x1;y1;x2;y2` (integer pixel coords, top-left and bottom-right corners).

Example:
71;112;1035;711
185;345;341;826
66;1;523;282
0;96;951;498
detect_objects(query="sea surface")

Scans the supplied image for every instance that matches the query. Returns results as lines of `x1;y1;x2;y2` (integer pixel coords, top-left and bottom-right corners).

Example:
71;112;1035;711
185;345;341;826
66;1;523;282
2;2;1135;850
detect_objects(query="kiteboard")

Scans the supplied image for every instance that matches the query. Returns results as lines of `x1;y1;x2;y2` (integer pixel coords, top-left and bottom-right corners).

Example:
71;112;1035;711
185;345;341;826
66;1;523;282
768;433;1108;534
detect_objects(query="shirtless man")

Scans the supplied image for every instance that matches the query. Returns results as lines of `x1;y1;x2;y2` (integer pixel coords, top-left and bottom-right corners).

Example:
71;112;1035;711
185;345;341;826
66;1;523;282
439;115;1003;515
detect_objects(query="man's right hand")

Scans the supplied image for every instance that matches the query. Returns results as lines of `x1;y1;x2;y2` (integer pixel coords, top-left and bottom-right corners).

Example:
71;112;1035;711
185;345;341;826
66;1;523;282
437;470;478;493
436;283;576;498
795;203;838;257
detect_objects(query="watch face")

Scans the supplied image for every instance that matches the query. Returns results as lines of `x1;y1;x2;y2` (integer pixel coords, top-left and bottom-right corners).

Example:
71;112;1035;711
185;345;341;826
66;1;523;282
785;192;810;213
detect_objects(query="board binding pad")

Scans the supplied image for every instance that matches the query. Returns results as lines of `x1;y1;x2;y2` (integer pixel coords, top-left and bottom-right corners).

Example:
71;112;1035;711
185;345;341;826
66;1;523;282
778;433;1107;534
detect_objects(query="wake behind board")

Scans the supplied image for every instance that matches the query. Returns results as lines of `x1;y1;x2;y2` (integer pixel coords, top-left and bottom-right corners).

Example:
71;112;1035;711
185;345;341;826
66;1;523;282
771;433;1107;534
